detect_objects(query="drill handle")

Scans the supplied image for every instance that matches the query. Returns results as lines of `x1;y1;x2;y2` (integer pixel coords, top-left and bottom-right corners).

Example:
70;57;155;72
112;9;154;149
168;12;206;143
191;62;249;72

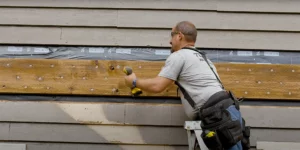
123;66;133;75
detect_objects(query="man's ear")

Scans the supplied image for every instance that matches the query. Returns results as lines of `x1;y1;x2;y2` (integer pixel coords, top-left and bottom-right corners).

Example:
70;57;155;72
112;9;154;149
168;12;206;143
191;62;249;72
178;32;184;41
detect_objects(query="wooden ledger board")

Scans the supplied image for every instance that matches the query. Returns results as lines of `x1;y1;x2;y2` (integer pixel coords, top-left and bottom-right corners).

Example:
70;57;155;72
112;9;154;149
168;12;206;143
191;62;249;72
0;58;299;100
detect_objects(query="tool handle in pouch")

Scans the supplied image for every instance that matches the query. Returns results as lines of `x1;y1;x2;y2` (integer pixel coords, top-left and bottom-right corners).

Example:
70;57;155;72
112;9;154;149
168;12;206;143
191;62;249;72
201;130;223;150
123;66;143;97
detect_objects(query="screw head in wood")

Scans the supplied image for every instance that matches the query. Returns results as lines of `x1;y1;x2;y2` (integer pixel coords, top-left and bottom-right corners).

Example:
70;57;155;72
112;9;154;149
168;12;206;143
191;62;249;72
112;88;119;93
109;65;115;70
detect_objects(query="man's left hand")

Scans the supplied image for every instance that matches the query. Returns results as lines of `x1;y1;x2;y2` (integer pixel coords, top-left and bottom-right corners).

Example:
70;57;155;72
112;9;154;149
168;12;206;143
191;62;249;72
124;73;137;88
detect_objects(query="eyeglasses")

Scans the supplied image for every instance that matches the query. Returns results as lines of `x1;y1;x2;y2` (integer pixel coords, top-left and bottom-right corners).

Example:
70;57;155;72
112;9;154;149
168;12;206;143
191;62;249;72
171;31;180;37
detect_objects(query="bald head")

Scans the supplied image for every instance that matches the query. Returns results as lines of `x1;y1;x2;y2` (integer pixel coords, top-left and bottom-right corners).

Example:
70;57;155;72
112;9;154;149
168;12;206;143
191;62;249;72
175;21;197;43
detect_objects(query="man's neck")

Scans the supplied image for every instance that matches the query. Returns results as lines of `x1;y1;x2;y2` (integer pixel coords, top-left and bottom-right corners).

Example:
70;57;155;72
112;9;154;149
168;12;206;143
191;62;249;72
180;43;195;49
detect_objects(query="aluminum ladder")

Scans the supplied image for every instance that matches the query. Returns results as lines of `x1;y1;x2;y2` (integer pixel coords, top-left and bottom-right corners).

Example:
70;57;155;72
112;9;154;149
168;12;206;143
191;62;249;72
184;121;209;150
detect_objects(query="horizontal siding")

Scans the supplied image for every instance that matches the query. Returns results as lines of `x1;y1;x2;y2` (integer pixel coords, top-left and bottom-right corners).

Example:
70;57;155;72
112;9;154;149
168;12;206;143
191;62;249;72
119;10;300;31
0;8;118;27
0;123;298;147
0;143;25;150
0;0;215;10
0;101;300;128
0;1;299;51
3;123;187;145
257;141;300;150
1;0;300;14
218;1;300;13
0;101;298;147
0;142;257;150
1;8;300;32
1;26;300;50
25;142;188;150
0;101;187;126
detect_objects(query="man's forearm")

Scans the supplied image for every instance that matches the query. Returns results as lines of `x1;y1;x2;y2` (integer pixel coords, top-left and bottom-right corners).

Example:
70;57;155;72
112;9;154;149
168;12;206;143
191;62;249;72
136;78;162;93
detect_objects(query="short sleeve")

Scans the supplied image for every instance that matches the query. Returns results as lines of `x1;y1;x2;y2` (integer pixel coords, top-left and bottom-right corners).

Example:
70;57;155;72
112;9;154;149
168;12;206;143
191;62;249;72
158;52;185;80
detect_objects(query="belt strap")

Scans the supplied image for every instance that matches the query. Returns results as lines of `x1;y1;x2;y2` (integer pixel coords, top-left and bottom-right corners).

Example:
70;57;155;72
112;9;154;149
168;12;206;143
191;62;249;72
175;81;196;108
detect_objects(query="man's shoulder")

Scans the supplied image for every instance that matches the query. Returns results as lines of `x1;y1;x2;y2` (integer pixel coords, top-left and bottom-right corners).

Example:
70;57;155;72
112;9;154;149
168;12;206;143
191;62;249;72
167;51;185;60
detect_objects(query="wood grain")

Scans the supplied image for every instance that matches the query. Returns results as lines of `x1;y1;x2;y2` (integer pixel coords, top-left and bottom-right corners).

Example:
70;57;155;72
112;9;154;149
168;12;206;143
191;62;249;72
0;58;299;100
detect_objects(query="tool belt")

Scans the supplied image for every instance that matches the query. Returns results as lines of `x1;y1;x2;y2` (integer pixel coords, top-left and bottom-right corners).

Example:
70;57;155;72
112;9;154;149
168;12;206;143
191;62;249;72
198;91;250;150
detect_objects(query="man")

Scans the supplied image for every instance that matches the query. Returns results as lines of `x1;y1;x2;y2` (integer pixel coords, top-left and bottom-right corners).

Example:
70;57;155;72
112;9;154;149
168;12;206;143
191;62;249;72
124;21;243;150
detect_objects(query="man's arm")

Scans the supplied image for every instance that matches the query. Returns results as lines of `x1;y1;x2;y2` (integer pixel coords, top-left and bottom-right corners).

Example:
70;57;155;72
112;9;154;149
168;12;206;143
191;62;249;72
135;76;174;93
124;52;184;93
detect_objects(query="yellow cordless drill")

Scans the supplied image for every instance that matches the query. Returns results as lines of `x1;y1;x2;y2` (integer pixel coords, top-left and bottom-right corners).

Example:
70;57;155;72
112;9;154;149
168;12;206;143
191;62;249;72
123;66;143;97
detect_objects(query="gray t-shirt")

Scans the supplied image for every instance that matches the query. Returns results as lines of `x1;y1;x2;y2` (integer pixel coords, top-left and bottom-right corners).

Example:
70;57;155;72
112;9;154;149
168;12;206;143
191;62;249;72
158;48;223;119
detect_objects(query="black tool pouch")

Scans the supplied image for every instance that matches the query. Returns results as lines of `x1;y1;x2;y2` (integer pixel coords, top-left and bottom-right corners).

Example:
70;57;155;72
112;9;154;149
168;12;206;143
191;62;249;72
241;118;251;150
200;102;243;149
217;119;243;149
200;107;228;150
